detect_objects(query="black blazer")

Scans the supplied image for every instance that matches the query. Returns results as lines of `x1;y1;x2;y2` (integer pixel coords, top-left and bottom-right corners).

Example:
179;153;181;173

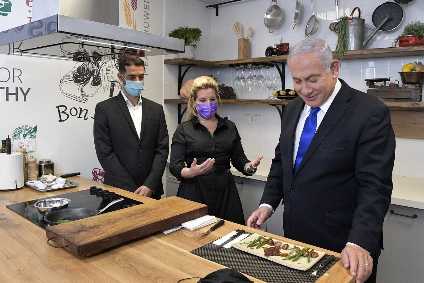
261;80;395;256
93;93;169;198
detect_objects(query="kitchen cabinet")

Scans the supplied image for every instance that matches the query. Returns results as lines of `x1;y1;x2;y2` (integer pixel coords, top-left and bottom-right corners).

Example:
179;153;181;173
377;204;424;283
234;177;284;236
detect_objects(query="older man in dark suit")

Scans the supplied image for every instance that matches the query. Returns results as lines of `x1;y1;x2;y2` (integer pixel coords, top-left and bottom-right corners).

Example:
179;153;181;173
94;50;169;199
247;38;395;283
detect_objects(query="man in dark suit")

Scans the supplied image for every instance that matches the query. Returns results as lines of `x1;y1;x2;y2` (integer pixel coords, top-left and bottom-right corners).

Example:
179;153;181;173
247;38;395;283
94;50;169;199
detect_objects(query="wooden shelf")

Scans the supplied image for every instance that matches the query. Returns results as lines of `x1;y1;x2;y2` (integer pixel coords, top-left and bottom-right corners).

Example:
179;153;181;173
164;46;424;67
165;98;424;111
165;46;424;139
164;98;291;106
341;46;424;60
384;101;424;111
164;56;286;67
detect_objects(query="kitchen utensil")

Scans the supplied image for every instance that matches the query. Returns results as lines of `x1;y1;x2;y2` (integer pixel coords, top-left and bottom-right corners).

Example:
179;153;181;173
199;219;225;237
394;0;414;4
371;2;404;32
214;229;246;247
60;172;81;178
360;2;403;48
45;197;207;257
398;35;424;47
264;0;284;33
331;2;403;50
44;198;124;224
335;0;339;20
305;0;318;37
238;38;251;59
233;22;243;38
38;159;54;177
246;27;254;40
34;198;71;214
292;0;303;30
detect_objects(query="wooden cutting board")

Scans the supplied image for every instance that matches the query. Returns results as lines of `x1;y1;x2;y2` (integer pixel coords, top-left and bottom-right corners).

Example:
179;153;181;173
45;196;207;257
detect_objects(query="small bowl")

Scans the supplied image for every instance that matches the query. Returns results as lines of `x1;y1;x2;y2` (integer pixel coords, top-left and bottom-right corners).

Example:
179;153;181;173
399;72;424;85
34;198;71;214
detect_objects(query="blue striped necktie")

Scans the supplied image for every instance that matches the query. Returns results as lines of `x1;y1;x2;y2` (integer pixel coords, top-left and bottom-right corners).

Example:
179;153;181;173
294;107;320;172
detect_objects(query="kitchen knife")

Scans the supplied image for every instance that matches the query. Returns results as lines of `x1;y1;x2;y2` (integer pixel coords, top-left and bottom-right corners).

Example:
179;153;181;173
60;172;81;178
200;219;225;237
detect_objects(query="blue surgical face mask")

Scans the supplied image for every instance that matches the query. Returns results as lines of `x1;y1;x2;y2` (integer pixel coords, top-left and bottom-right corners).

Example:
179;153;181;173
124;80;144;97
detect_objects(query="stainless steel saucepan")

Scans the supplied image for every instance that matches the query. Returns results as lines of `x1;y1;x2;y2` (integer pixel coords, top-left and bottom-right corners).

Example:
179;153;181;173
264;0;284;33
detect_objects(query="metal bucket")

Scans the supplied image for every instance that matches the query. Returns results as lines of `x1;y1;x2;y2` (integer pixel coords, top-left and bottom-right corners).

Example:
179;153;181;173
347;17;365;50
347;7;364;50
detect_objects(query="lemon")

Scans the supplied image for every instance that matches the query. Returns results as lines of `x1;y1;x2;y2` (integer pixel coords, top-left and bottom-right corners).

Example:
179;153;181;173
402;63;416;72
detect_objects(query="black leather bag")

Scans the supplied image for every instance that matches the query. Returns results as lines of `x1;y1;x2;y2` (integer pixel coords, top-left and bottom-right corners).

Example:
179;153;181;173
198;268;252;283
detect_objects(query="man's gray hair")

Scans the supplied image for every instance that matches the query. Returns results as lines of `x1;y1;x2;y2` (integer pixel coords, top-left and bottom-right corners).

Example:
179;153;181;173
288;38;333;70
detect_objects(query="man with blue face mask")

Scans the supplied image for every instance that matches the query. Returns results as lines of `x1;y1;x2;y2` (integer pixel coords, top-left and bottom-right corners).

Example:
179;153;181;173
93;49;169;199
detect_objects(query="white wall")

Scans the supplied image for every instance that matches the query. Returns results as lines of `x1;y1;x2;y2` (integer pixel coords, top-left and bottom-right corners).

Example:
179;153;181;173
0;0;163;181
164;0;424;179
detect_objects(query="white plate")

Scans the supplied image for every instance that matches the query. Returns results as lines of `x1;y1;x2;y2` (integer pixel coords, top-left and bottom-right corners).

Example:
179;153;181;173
232;233;326;271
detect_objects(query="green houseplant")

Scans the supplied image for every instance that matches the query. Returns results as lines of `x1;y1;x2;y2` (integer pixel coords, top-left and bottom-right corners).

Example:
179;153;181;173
398;21;424;47
169;27;202;58
334;17;349;58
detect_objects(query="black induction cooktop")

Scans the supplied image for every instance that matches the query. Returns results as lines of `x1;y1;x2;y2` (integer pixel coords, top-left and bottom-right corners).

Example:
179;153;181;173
7;186;143;229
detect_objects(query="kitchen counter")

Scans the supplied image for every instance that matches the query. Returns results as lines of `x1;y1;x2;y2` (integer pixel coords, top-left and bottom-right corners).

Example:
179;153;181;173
231;170;424;210
391;175;424;210
0;177;352;283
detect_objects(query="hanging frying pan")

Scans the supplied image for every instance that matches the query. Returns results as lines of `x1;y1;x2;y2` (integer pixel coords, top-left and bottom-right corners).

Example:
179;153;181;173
362;1;404;47
394;0;414;4
372;2;404;32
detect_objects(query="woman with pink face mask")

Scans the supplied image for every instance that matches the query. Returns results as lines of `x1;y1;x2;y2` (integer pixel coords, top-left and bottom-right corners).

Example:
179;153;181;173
170;76;262;224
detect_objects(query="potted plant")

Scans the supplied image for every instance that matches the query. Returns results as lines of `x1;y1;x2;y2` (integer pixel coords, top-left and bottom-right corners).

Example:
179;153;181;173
398;21;424;47
169;26;202;58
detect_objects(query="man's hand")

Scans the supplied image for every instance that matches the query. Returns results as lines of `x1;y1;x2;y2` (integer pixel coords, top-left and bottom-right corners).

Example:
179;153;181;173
134;185;153;197
246;206;272;228
181;158;215;178
341;244;373;283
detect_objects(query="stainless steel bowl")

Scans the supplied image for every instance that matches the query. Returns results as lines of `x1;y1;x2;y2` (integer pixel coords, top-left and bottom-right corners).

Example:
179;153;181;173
33;198;71;214
399;72;424;85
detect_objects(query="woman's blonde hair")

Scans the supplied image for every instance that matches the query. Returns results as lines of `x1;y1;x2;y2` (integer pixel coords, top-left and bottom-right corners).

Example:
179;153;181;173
185;76;220;120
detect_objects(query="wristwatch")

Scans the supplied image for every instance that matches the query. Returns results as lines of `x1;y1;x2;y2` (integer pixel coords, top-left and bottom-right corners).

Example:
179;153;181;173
244;163;257;175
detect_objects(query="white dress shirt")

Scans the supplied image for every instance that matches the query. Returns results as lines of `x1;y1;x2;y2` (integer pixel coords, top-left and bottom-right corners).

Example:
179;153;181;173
122;93;143;139
292;79;341;163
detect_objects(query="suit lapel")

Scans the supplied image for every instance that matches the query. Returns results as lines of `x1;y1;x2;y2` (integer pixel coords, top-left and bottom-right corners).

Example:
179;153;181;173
294;81;353;175
116;92;140;141
283;99;304;188
139;97;149;142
